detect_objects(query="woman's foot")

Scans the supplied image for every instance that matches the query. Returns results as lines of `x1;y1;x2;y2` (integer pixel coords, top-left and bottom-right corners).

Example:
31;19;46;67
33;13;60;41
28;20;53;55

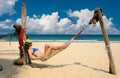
40;57;48;61
61;44;67;49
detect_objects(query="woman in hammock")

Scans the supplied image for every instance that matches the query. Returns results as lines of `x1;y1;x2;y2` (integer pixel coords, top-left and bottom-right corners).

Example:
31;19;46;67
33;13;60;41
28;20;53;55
25;39;66;61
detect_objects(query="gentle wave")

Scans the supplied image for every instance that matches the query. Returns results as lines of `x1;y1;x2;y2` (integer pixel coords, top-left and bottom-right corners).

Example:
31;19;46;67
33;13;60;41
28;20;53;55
1;35;120;42
31;39;98;42
1;39;120;43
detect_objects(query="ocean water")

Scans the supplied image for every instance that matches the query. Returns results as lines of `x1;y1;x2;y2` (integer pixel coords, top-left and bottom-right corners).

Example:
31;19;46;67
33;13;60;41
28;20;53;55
1;34;120;42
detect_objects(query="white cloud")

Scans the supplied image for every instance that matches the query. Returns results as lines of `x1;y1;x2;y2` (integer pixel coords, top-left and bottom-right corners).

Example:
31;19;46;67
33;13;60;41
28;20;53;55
0;19;14;34
0;0;17;16
38;12;59;33
16;12;75;34
68;9;120;35
0;19;13;29
0;0;119;35
1;8;120;35
14;9;120;35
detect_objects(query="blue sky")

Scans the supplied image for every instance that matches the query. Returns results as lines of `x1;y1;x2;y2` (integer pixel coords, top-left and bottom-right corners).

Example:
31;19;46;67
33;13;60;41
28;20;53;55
0;0;120;35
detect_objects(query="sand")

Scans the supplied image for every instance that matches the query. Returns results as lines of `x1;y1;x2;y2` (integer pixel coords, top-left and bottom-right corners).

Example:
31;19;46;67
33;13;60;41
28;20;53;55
0;41;120;78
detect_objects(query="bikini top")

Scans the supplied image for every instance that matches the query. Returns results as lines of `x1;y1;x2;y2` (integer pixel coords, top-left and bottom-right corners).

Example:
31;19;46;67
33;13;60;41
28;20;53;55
32;48;39;55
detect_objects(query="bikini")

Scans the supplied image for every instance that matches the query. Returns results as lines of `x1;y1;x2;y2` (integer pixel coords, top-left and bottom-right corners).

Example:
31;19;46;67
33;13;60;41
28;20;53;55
32;48;39;55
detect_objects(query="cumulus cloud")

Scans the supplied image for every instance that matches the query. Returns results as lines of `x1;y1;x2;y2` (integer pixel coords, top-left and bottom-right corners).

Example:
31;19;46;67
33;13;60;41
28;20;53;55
67;9;120;35
0;19;14;34
15;9;120;35
0;1;119;35
1;8;120;35
0;0;17;16
0;19;13;29
16;12;75;34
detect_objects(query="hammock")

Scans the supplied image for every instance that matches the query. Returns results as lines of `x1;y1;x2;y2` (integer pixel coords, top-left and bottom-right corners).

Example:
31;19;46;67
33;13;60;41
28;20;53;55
0;32;13;39
0;32;14;46
48;24;88;59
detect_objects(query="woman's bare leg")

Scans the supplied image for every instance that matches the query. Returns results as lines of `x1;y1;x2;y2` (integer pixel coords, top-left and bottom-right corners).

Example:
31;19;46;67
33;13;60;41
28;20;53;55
41;44;65;61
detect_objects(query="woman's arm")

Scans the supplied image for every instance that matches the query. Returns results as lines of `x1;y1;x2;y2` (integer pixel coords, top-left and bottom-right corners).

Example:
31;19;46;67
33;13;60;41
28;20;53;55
28;49;40;60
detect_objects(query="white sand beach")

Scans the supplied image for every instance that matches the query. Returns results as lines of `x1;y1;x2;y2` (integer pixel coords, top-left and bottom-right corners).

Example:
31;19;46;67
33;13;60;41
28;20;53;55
0;41;120;78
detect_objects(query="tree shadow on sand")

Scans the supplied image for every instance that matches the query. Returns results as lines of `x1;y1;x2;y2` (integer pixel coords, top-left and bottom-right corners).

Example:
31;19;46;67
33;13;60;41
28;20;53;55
0;58;19;78
74;62;109;74
29;61;109;74
0;65;3;71
30;63;72;69
0;58;110;78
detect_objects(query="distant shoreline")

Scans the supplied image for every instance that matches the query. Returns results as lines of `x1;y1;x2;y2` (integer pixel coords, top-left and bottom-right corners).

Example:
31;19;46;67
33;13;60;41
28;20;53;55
0;40;120;43
1;34;120;42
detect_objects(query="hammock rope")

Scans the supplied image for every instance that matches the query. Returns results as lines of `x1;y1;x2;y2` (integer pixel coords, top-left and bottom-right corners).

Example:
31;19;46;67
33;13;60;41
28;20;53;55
0;32;14;46
48;24;88;59
0;32;14;39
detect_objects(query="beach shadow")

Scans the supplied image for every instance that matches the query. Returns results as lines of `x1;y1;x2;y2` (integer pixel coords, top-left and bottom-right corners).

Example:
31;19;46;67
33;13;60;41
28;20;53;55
0;50;18;52
30;63;72;69
0;58;19;78
74;62;109;74
29;62;109;74
0;65;3;71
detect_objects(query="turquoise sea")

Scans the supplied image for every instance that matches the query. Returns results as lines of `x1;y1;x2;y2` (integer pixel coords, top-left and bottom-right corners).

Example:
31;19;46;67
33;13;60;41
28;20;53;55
0;34;120;42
